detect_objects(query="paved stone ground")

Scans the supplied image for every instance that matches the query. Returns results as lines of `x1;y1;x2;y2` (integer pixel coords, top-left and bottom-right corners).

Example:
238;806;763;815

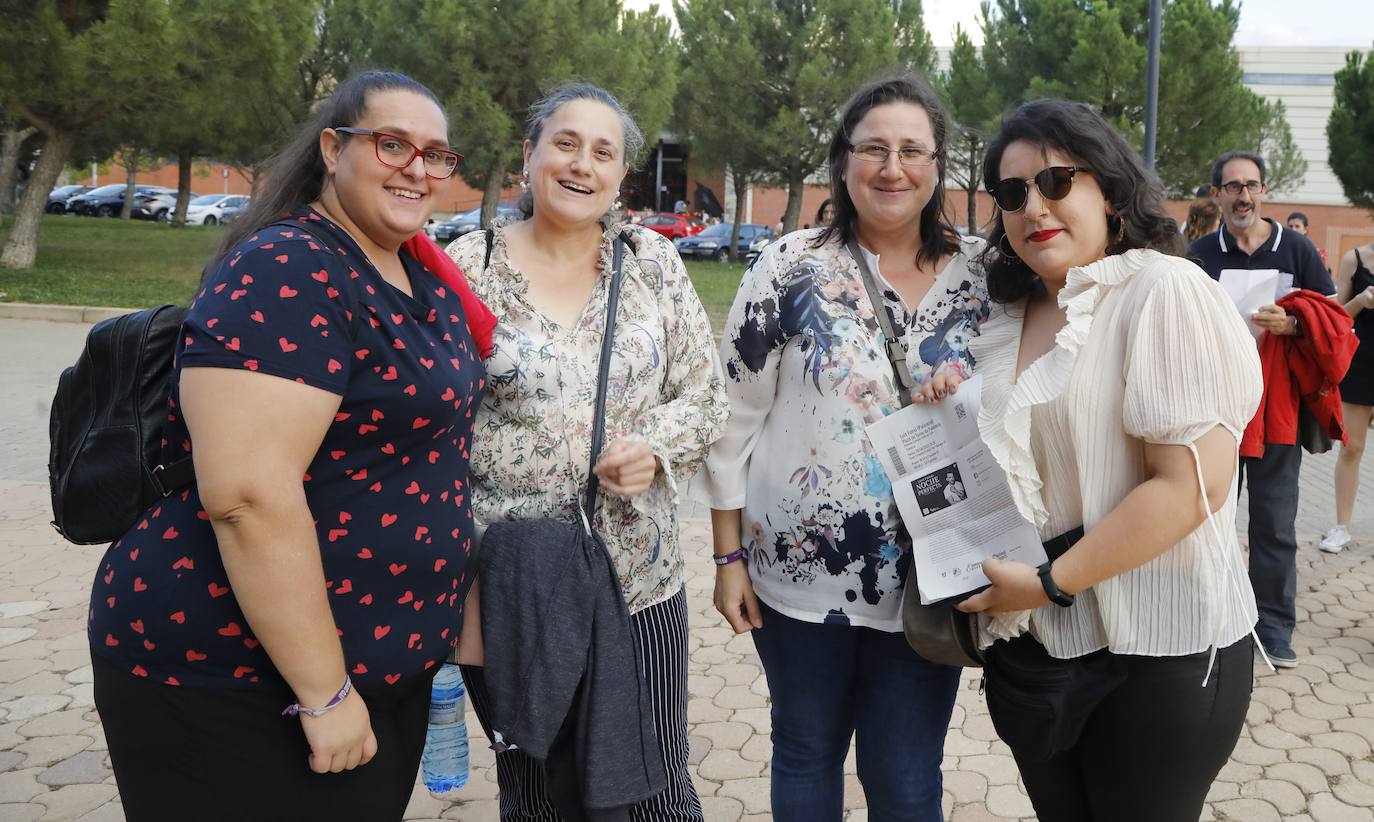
1;316;1372;821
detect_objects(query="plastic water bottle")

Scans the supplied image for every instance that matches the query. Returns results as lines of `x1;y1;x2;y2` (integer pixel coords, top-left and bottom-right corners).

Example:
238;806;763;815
421;663;469;793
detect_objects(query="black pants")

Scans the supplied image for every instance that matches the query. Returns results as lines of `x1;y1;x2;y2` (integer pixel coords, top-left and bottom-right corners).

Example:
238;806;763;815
997;637;1252;822
93;650;436;822
1240;444;1303;652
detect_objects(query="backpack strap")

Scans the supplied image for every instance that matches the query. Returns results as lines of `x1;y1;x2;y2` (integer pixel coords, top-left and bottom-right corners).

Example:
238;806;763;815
484;228;494;270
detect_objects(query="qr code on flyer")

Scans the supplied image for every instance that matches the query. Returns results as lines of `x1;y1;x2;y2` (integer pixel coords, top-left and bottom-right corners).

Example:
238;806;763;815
954;402;967;422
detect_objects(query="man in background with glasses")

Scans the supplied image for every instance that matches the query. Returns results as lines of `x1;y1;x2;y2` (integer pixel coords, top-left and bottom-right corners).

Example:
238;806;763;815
1188;150;1336;670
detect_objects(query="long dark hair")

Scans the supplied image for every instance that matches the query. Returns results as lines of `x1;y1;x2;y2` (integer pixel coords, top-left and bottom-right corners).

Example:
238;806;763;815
813;71;960;269
214;71;444;267
979;99;1181;304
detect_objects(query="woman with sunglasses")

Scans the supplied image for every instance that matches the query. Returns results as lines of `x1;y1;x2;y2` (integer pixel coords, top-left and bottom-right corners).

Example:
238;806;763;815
706;72;985;820
446;83;727;820
89;71;494;821
936;99;1262;821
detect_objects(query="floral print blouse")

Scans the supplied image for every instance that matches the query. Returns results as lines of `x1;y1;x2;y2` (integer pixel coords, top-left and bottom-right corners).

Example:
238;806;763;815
705;229;988;630
446;219;729;614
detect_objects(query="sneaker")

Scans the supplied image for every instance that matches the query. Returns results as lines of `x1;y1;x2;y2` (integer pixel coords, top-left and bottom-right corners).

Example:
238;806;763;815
1255;641;1298;669
1318;525;1351;553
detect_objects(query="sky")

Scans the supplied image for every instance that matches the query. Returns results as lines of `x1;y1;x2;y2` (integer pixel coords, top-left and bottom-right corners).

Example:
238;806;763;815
627;0;1373;48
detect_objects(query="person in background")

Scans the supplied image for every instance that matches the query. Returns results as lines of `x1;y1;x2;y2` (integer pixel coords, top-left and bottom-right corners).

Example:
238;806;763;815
1319;237;1374;552
1188;151;1336;668
447;82;727;821
1184;197;1220;244
707;71;986;821
88;70;493;821
1287;211;1329;270
954;98;1261;822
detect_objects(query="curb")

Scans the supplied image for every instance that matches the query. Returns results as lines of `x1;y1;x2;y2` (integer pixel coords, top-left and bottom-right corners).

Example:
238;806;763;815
0;302;132;324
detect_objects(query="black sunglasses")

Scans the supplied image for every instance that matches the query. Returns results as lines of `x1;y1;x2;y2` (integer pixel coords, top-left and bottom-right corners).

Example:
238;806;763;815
989;166;1092;212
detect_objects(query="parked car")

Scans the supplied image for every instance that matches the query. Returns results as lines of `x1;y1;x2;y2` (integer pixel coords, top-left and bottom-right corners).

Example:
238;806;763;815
66;184;182;220
640;212;704;240
431;202;521;244
219;197;250;224
46;184;92;214
675;223;775;262
743;232;777;266
184;194;249;226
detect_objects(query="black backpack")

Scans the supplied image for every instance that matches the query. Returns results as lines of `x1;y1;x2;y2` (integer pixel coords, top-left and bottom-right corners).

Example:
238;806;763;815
49;304;196;544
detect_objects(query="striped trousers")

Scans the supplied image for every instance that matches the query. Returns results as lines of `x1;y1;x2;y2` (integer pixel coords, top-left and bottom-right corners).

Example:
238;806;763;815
463;589;704;821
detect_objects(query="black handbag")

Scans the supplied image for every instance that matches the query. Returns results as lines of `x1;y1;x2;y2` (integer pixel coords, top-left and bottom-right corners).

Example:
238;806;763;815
844;240;984;668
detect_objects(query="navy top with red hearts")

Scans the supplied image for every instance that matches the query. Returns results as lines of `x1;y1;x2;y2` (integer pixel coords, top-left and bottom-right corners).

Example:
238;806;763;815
88;209;487;692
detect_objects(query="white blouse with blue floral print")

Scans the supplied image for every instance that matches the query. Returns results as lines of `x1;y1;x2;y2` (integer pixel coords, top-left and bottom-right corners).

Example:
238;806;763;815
705;229;988;630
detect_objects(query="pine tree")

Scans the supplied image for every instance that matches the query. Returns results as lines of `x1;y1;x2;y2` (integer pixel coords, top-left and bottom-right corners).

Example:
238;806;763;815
1328;48;1374;213
938;25;1003;231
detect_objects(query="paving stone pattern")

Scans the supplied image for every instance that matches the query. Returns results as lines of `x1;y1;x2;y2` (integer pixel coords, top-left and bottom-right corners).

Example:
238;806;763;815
1;317;1371;821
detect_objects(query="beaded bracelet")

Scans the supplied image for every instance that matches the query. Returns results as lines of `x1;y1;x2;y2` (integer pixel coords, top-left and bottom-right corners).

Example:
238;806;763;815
282;675;353;718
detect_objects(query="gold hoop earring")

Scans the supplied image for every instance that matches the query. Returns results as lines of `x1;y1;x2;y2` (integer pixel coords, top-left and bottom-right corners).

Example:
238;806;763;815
1112;214;1126;246
998;234;1019;260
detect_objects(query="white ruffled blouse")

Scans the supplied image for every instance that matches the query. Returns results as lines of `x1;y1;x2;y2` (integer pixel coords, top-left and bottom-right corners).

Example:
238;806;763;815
970;249;1263;658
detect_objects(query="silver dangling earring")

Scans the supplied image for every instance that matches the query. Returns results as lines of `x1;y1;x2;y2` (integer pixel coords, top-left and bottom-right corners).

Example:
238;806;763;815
519;169;529;191
613;198;623;211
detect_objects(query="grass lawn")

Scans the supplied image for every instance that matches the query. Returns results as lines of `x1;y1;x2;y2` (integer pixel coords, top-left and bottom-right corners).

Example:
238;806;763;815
0;215;746;329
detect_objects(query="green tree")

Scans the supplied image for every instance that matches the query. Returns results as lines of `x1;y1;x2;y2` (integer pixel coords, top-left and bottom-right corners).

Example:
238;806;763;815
893;0;937;73
0;0;174;268
938;25;1003;230
1328;47;1374;213
0;110;38;216
977;0;1306;198
361;0;677;224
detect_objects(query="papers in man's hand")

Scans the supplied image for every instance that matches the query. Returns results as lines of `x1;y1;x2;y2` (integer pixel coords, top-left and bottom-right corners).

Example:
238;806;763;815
1218;268;1291;339
865;375;1046;603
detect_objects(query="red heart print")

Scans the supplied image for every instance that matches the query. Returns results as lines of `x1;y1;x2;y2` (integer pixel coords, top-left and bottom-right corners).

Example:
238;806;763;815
230;289;248;301
233;666;255;678
244;360;259;371
442;388;455;401
143;640;156;651
374;625;391;640
384;673;402;684
250;310;265;323
172;556;193;570
224;337;241;351
335;579;353;595
274;254;289;264
106;597;116;608
133;577;148;592
381;443;395;454
129;620;144;634
391;313;405;325
358;423;378;435
279;285;298;298
381;366;398;381
434;558;448;572
208;582;229;598
243;638;260;649
420;494;430;504
330;450;345;460
357;547;372;559
132;665;148;677
405;481;421;495
186;650;208;662
339;512;353;525
413;601;424;612
381;514;398;527
103;569;115;584
165;676;180;686
104;633;119;647
389;563;407;576
327;287;340;298
218;622;242;637
207;318;219;328
327;528;348;542
351;469;369;482
355;349;370;361
241;274;254;285
393;338;406;350
397;590;414;604
412;417;430;429
407;633;421;649
327;358;342;374
278;337;298;353
311;314;329;328
312;270;329;283
414;526;429;540
170;611;186;624
129;548;139;561
419;358;434;369
353;663;368;675
360;593;374;605
371;409;385;422
403;384;417;396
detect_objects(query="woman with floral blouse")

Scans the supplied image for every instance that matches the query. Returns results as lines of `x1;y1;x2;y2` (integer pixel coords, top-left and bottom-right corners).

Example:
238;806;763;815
446;83;727;821
705;73;986;821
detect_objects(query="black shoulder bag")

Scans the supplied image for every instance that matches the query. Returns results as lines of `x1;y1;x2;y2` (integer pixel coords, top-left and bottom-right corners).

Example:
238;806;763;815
845;240;985;668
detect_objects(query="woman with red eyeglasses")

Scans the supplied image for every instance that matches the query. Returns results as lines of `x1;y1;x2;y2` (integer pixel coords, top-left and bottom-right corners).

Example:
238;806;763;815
88;71;495;821
927;99;1262;821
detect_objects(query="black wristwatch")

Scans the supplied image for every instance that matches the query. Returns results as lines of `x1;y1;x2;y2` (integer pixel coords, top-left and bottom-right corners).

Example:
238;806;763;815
1037;561;1075;608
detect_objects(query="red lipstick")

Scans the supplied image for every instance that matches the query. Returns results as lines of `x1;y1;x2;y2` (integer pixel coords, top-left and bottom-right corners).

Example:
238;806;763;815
1027;229;1063;242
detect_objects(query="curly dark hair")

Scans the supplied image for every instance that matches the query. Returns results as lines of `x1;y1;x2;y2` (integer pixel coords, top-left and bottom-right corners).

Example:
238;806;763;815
978;99;1182;304
812;71;960;269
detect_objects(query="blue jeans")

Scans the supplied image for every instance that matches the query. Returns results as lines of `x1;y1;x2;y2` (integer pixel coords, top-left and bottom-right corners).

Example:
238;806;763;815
751;601;961;822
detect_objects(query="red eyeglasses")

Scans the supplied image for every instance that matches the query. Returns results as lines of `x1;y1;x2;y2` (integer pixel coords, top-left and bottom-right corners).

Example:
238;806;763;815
334;127;463;179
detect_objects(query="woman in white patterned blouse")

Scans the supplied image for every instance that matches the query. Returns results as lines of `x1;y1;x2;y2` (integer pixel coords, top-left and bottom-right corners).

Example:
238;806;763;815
446;83;727;821
706;72;986;821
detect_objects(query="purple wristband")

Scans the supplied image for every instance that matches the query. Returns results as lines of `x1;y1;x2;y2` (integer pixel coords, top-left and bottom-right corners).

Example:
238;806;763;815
713;547;748;566
282;675;353;718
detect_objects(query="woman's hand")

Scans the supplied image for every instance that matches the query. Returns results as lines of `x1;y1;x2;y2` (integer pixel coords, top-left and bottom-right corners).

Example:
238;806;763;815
593;439;660;497
1360;286;1374;309
914;373;962;404
299;689;378;774
955;558;1050;614
714;561;762;633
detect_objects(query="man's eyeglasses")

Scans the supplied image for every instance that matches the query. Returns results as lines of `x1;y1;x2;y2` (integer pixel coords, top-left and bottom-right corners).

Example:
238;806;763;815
334;127;463;179
1217;180;1264;196
847;142;940;167
989;166;1091;213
